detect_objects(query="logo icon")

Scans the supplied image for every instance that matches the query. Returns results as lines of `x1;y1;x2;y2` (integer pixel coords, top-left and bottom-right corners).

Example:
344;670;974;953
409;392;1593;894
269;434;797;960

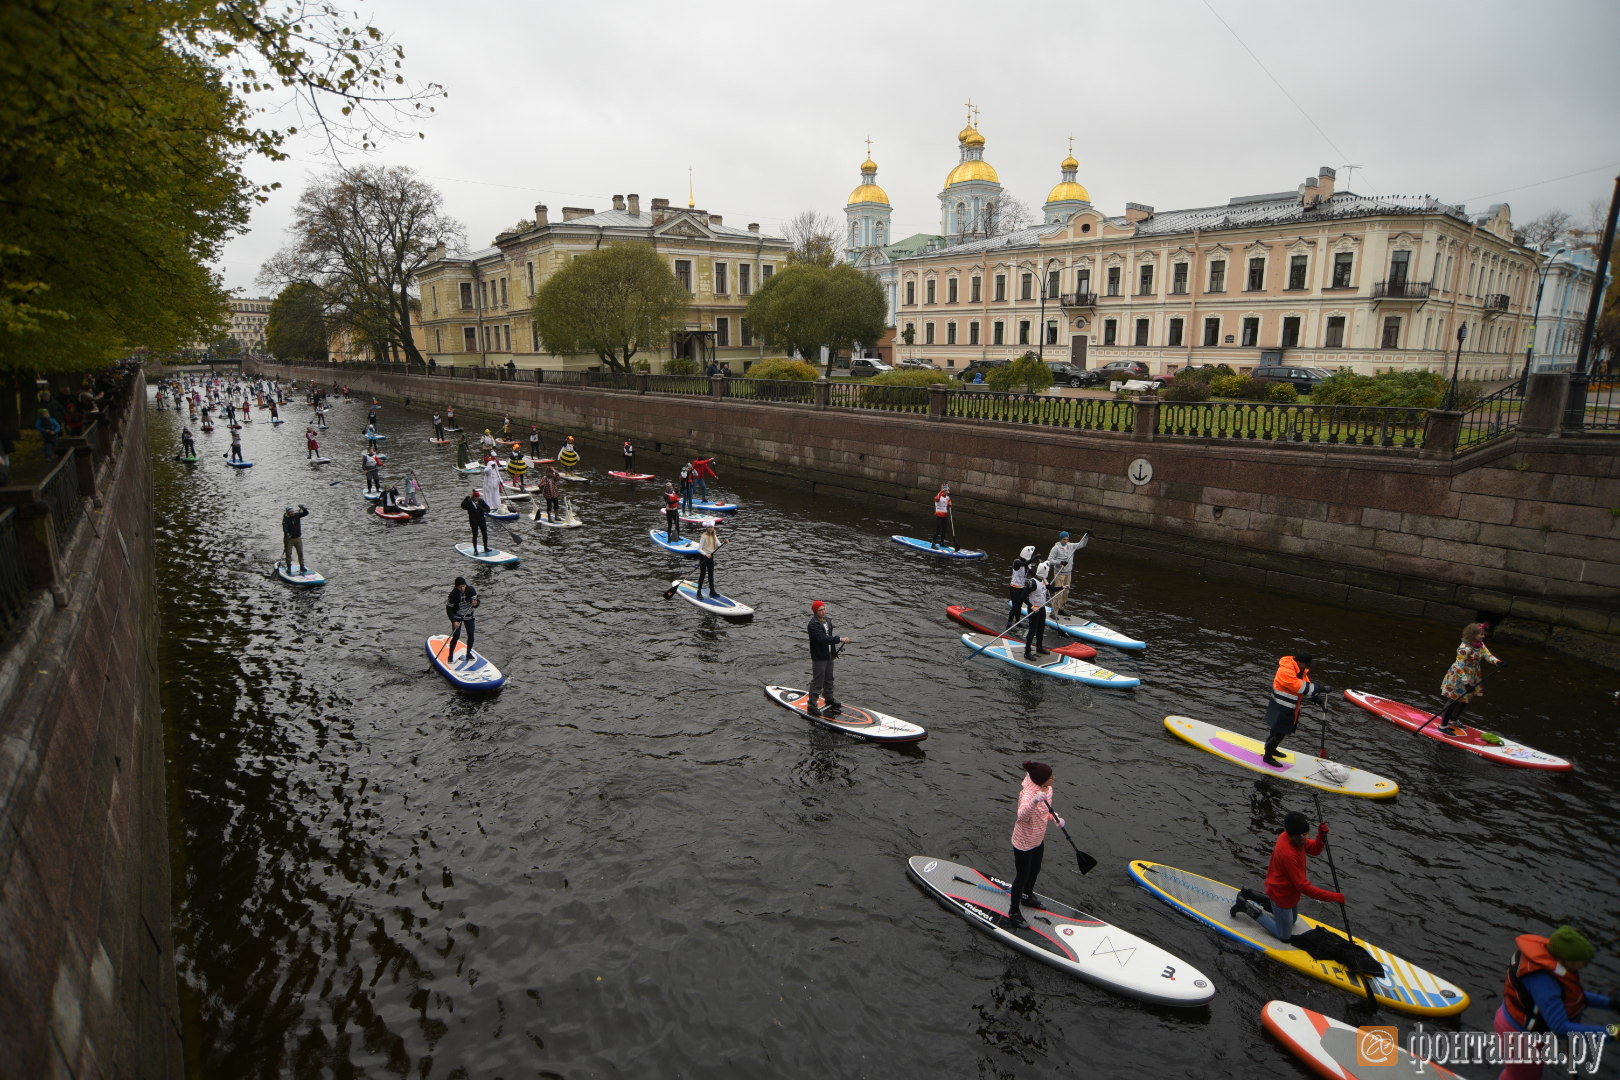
1356;1026;1398;1066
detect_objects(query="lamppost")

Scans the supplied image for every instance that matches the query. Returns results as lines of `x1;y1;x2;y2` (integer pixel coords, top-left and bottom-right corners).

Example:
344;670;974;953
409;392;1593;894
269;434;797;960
1521;246;1568;388
1029;256;1062;360
1447;322;1469;408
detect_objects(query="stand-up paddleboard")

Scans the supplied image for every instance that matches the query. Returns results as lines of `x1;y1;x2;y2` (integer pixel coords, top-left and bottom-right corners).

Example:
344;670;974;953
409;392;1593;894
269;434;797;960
270;417;286;424
308;456;331;465
908;856;1214;1008
532;507;584;528
763;685;926;742
362;489;383;501
947;605;1098;660
1261;1000;1466;1080
650;529;701;555
358;432;387;440
692;500;738;513
609;471;655;481
960;633;1140;688
558;471;589;483
177;455;198;464
487;509;520;521
443;426;461;433
890;534;986;559
455;542;519;565
455;463;484;474
226;460;254;468
274;564;326;586
1047;613;1146;650
1128;861;1470;1017
669;579;753;618
499;487;531;501
399;472;427;518
1344;689;1572;771
425;634;507;692
428;438;449;445
679;513;725;529
1162;716;1399;800
375;506;411;521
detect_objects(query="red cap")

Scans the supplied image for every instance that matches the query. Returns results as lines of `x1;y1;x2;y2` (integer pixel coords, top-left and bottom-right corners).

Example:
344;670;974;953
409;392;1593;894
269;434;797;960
811;601;826;613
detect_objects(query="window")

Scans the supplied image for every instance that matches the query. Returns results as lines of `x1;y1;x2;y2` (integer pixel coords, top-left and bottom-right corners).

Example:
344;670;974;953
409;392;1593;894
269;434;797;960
970;276;982;303
1171;262;1188;294
1246;256;1266;291
740;264;752;296
504;324;512;351
504;278;511;307
905;280;916;306
1282;316;1301;348
947;277;959;304
1018;320;1031;345
479;281;488;308
1167;318;1184;347
460;282;473;309
1288;255;1307;290
926;279;937;305
1047;270;1060;299
1325;315;1346;347
463;327;477;350
925;322;935;345
1139;264;1154;295
1103;319;1117;346
1203;317;1220;346
716;317;730;347
715;262;728;295
1020;272;1034;300
994;274;1007;302
1047;321;1059;345
1241;317;1259;347
1134;318;1150;346
527;262;535;295
741;318;753;347
969;321;981;345
1381;315;1401;349
532;323;541;350
675;259;693;292
434;328;442;351
1076;269;1091;296
1332;252;1353;288
992;321;1005;345
1106;266;1121;296
1208;260;1226;292
946;321;957;345
761;265;774;282
431;285;439;316
1389;250;1410;285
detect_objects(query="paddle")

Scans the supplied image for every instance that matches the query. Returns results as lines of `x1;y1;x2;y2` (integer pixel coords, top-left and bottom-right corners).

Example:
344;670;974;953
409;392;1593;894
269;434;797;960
1047;804;1097;875
947;501;958;550
961;586;1069;664
1413;663;1501;736
1310;789;1375;1003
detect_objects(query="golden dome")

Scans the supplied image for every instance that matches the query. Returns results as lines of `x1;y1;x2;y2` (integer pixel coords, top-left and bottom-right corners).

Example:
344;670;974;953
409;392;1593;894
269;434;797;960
946;159;999;186
959;126;986;148
1061;153;1079;170
848;182;890;206
1046;180;1091;204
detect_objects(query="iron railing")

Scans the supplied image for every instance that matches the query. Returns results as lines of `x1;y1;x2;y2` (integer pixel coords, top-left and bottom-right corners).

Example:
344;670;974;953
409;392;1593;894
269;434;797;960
1483;293;1510;312
1371;280;1432;300
1160;402;1427;447
589;370;640;391
1455;381;1525;450
0;508;31;641
946;390;1135;432
828;383;931;413
535;369;584;386
729;378;815;404
38;450;83;538
1059;292;1098;307
645;374;711;396
1564;373;1619;433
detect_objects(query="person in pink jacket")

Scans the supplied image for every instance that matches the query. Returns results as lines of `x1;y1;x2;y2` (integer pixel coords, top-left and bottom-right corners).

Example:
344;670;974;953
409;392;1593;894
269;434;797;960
1007;761;1064;930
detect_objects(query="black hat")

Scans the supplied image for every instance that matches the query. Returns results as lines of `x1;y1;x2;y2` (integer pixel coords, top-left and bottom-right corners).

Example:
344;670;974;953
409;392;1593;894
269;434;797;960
1294;652;1314;668
1283;811;1310;835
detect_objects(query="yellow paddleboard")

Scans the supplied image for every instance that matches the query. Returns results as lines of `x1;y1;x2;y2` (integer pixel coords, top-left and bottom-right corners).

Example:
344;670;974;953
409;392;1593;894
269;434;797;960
1164;715;1399;799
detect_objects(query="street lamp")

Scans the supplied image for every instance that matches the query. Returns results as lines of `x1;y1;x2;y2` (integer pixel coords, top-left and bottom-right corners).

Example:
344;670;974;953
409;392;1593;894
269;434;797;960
1521;246;1568;388
1029;257;1061;361
1447;322;1469;408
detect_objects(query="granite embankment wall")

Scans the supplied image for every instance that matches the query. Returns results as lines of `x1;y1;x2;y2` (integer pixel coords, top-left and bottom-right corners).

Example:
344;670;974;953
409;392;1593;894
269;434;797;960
0;377;181;1077
271;363;1620;666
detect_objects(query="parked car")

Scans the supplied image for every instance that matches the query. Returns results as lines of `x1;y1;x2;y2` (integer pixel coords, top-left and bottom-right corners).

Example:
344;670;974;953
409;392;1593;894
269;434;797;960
1252;364;1333;393
1087;360;1152;385
954;359;1008;382
848;357;894;377
1045;361;1092;388
896;356;937;370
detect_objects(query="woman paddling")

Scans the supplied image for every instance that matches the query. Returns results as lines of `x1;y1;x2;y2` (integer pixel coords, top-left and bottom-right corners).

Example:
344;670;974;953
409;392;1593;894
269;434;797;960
1437;621;1503;736
696;526;723;597
1006;761;1065;930
444;576;479;664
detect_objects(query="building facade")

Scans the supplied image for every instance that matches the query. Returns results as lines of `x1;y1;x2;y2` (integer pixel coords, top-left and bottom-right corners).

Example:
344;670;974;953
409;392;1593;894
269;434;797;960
226;296;271;350
415;195;791;371
859;121;1542;382
1528;244;1610;373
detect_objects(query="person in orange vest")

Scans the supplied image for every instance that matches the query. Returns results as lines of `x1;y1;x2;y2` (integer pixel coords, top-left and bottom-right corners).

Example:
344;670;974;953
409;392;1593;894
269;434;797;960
1262;652;1328;766
1495;925;1616;1080
930;483;953;548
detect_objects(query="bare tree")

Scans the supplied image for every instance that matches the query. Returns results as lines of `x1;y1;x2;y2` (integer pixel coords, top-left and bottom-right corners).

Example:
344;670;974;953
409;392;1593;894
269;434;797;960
1519;209;1572;250
784;210;840;267
983;196;1034;236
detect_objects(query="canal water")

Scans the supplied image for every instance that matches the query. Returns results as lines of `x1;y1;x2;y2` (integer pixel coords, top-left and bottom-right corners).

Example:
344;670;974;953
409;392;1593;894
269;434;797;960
149;389;1618;1079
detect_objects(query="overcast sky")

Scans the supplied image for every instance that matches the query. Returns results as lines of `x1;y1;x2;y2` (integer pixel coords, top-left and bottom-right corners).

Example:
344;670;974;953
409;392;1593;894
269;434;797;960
216;0;1620;295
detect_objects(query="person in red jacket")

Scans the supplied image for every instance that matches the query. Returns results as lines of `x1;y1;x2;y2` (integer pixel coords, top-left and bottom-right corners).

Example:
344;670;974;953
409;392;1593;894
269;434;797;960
1230;811;1343;942
691;456;719;499
1262;652;1328;766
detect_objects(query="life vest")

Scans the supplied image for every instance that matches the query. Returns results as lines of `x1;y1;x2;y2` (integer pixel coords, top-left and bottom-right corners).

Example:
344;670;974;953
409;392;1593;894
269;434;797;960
1503;934;1587;1031
663;490;681;510
1270;656;1317;712
934;492;951;516
1009;560;1029;589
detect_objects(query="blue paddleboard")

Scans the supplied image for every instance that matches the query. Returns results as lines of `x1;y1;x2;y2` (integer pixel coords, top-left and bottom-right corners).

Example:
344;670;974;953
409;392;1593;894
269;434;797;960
650;529;701;555
890;535;985;559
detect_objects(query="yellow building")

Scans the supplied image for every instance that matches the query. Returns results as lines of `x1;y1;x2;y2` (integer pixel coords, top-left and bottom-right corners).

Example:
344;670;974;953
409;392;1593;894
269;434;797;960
416;195;791;370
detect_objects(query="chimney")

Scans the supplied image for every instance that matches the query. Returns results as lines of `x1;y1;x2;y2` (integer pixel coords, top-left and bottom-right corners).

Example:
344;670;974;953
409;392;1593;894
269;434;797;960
627;193;640;216
651;198;669;210
562;206;595;221
612;194;625;211
534;204;548;225
1317;166;1336;200
1124;202;1155;224
709;214;723;226
1301;176;1320;209
432;241;446;260
747;223;760;233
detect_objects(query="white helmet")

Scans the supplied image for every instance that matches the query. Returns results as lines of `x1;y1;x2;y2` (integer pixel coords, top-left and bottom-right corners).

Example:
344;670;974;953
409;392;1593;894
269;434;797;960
1036;561;1051;580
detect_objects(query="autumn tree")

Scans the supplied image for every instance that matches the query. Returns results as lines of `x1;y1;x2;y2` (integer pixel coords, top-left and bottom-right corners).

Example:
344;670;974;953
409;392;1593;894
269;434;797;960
784;211;841;267
744;263;886;369
984;197;1034;236
1518;210;1573;251
531;245;691;372
266;283;331;362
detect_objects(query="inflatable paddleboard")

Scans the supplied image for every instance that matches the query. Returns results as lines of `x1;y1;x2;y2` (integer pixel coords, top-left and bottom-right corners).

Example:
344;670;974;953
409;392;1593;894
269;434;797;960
908;856;1214;1008
763;685;926;743
226;460;254;468
428;438;449;445
443;426;462;433
890;534;986;559
1261;1000;1465;1080
946;604;1098;660
274;564;326;587
670;579;753;617
362;490;383;501
308;456;331;465
374;506;411;521
691;500;738;513
455;542;519;565
455;464;484;474
1344;689;1572;771
270;418;286;424
679;513;725;529
650;529;701;555
177;455;198;464
1163;715;1399;799
358;432;387;440
1128;861;1470;1017
558;471;589;483
487;509;519;521
425;634;507;692
1047;613;1146;650
960;633;1139;688
609;471;655;481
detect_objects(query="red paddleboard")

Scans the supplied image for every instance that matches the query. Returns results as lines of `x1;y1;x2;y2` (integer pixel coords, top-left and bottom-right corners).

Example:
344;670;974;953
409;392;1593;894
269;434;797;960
1343;689;1572;771
374;506;412;521
947;605;1098;661
609;470;656;481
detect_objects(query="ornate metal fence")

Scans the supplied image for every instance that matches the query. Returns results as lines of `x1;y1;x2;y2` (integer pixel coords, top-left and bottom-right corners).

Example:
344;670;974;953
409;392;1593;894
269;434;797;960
0;508;31;640
1455;381;1525;450
828;383;932;414
1159;402;1427;447
38;451;83;537
728;378;816;404
945;391;1135;433
645;375;711;396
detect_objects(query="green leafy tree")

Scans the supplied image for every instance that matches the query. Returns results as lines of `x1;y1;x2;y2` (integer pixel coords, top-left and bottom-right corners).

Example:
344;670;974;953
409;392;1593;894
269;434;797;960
266;283;331;361
532;244;691;372
744;264;886;371
987;351;1054;393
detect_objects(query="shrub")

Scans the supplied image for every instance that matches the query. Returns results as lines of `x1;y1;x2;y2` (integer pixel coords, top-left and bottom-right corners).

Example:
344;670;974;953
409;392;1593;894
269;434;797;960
1267;381;1299;403
1208;373;1252;398
663;357;701;376
1313;368;1447;409
1174;366;1216;385
868;368;949;387
987;352;1055;394
744;357;819;381
1159;377;1212;402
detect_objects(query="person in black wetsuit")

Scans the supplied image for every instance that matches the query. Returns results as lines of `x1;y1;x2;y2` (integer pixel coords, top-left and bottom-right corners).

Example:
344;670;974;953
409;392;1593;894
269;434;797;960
282;505;310;573
445;577;479;662
806;600;851;718
460;489;490;554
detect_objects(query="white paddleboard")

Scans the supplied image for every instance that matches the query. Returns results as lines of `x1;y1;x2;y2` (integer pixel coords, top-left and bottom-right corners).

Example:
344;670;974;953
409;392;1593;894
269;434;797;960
1046;612;1146;650
455;542;519;565
763;685;926;742
650;529;701;555
532;510;584;528
1261;1000;1466;1079
670;579;753;617
960;633;1140;688
425;635;507;692
275;565;326;586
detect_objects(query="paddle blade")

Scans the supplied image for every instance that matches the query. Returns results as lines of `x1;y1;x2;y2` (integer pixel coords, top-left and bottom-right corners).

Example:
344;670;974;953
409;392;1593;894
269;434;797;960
663;582;680;600
1073;849;1098;875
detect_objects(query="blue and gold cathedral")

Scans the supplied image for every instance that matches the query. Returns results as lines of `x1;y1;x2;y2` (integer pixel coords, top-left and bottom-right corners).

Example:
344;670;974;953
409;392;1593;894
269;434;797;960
843;140;892;262
938;107;1003;240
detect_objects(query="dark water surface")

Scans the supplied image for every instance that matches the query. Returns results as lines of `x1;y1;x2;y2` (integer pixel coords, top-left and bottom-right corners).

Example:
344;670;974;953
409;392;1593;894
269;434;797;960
150;389;1618;1079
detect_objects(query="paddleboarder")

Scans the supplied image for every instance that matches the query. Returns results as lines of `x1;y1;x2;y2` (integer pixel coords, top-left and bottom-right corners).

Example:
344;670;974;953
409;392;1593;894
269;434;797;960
536;466;562;522
460;489;491;555
930;483;953;548
180;427;196;459
1495;925;1618;1075
362;449;383;493
380;483;401;513
507;448;529;490
229;428;244;462
432;412;444;439
1047;531;1081;616
678;462;695;511
455;431;470;469
481;459;505;514
1006;761;1065;930
622;440;635;471
692;456;718;499
445;404;457;429
805;600;850;718
444;576;480;664
1006;545;1036;627
696;526;722;597
1229;811;1341;941
1437;622;1503;736
480;429;496;457
1262;652;1329;767
1024;564;1054;660
529;424;542;459
502;414;512;438
305;426;320;460
559;436;580;470
281;505;310;574
661;481;683;540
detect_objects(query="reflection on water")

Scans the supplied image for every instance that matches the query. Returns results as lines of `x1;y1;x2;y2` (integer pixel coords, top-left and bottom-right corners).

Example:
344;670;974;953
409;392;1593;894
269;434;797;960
152;389;1617;1078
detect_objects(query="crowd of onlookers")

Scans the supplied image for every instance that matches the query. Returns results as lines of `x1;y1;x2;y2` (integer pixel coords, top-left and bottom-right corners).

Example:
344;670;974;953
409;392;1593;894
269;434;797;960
0;358;139;487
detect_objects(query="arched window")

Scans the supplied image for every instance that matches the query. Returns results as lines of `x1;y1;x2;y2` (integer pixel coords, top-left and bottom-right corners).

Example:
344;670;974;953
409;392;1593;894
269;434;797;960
850;221;860;246
955;201;967;234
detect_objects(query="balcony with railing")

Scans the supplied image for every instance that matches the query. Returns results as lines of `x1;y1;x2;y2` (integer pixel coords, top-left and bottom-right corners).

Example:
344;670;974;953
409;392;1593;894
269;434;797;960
1483;293;1510;314
1371;280;1432;301
1058;292;1097;308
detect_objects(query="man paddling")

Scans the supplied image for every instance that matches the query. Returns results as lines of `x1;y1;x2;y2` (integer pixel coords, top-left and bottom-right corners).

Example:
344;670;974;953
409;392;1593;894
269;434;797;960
432;412;444;440
1005;545;1036;627
930;483;954;548
692;456;718;499
180;427;196;459
806;600;850;717
1047;530;1082;616
281;505;310;574
460;489;491;555
1262;651;1329;766
362;448;383;493
1229;811;1342;942
444;577;480;665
